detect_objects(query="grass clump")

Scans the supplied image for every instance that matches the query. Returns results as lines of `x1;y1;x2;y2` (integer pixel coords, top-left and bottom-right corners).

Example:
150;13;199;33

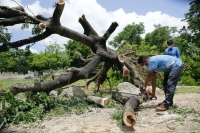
111;111;124;126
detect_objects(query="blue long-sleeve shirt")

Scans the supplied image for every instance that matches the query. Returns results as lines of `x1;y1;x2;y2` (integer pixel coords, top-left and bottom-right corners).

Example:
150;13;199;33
164;47;180;59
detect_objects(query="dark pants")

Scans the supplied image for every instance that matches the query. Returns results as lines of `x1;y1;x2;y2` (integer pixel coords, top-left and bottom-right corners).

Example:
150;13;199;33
162;66;183;107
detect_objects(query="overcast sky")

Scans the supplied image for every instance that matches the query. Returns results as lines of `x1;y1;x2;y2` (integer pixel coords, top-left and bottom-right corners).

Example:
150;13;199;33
0;0;192;53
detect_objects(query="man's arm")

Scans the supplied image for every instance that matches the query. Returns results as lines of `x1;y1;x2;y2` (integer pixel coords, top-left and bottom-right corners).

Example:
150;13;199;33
151;75;156;96
143;70;154;90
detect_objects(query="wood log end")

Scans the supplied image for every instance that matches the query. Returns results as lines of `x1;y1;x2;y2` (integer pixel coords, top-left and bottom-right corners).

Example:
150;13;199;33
58;0;65;5
39;23;46;30
123;65;130;77
118;54;125;63
101;98;109;107
123;112;137;127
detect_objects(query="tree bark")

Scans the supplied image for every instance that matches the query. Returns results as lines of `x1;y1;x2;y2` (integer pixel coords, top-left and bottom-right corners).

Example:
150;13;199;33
86;96;109;107
0;0;145;95
123;96;140;127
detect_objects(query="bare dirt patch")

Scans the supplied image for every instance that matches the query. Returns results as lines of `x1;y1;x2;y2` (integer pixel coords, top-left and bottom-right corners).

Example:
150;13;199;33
1;93;200;133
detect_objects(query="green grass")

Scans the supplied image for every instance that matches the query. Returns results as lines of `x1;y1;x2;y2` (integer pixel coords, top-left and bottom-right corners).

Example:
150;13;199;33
0;79;96;90
175;87;200;94
70;79;95;90
0;79;34;89
1;78;200;94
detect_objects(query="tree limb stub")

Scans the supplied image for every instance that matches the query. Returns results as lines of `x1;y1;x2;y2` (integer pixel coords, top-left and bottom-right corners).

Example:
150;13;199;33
87;96;109;107
123;96;139;127
103;22;118;41
118;54;125;63
58;0;65;5
52;0;65;25
79;14;98;36
122;65;130;77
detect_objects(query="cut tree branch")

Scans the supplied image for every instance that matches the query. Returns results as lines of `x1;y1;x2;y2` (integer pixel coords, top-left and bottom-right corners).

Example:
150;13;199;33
0;16;28;26
0;31;52;52
52;0;65;25
103;22;118;41
79;14;98;36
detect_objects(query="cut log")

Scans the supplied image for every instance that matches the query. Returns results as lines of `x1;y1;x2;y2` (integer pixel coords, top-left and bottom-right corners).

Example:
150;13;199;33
86;96;109;107
123;96;139;127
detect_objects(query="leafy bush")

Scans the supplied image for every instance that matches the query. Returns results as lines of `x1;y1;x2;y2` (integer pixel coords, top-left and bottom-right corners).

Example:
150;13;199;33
0;92;93;130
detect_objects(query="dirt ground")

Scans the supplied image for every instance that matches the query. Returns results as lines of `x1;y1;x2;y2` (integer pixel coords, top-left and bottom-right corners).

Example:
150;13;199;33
1;92;200;133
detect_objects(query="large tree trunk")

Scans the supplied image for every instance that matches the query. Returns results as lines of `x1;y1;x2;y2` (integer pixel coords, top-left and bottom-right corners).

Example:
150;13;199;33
123;96;140;127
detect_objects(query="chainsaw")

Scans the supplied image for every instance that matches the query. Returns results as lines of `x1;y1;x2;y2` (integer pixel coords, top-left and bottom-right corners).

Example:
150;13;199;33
117;86;157;103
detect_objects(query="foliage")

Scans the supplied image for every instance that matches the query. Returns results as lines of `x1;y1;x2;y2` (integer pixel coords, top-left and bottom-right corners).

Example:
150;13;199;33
109;22;145;48
175;87;200;94
169;107;200;118
64;40;92;68
192;119;200;123
30;43;69;71
107;67;125;86
182;0;200;48
0;51;15;73
111;111;124;126
0;48;32;74
0;26;12;45
105;100;123;110
144;24;177;54
0;91;93;130
21;19;43;36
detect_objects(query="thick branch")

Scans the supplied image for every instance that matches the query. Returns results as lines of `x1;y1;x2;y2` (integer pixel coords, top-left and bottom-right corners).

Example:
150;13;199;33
0;16;28;26
0;31;52;52
85;71;100;90
79;14;98;36
124;59;144;86
94;62;112;92
103;22;118;41
52;1;65;25
0;6;25;18
75;51;92;64
56;25;94;49
0;6;41;24
1;55;102;95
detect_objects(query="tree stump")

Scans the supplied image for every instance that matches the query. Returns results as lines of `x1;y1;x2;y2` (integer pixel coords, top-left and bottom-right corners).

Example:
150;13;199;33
86;96;109;107
123;96;140;127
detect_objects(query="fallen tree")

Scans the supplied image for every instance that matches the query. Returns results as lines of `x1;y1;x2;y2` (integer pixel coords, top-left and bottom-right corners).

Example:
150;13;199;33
0;0;145;95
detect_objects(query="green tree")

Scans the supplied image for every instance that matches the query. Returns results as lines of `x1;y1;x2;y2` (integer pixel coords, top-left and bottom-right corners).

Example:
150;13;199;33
0;26;12;45
64;40;92;68
144;24;177;54
0;48;32;74
109;22;145;48
0;50;15;73
30;43;69;71
183;0;200;48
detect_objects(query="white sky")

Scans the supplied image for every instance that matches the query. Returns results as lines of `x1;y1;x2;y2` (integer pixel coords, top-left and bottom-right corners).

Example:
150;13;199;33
0;0;188;53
